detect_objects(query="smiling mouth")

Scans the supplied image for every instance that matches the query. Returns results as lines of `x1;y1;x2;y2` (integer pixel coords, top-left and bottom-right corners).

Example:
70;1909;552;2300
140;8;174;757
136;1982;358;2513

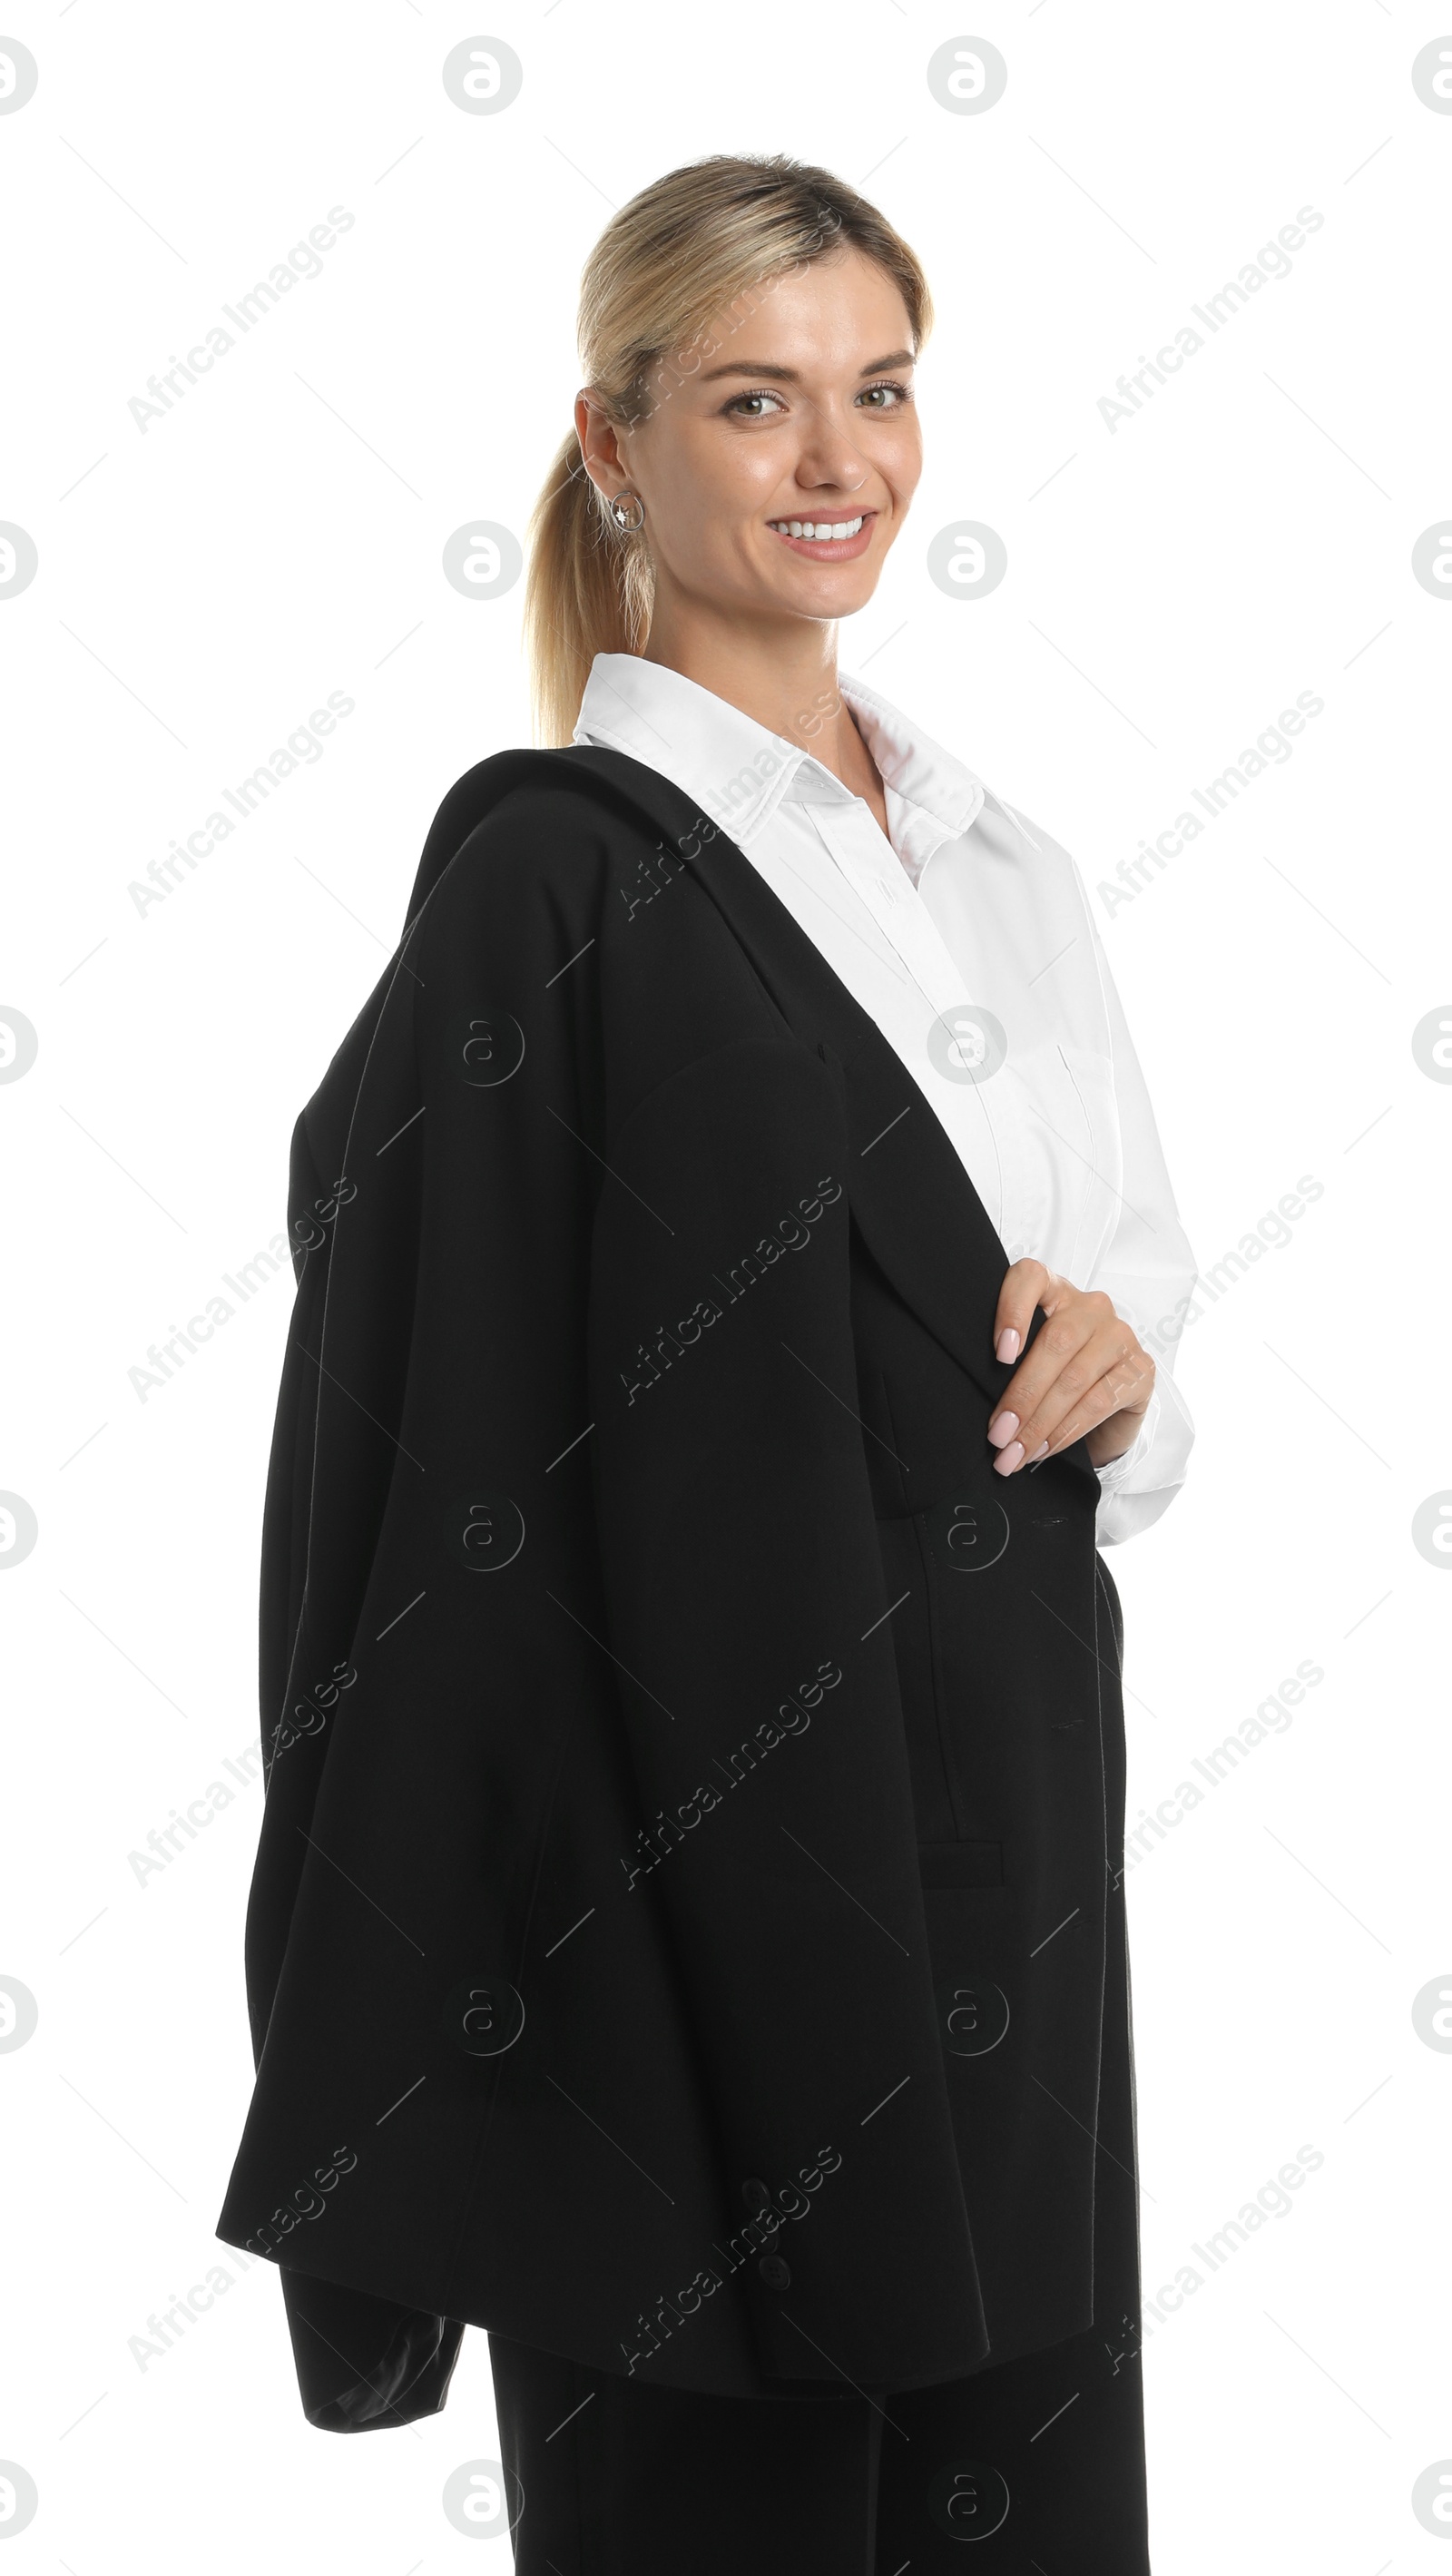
767;511;875;546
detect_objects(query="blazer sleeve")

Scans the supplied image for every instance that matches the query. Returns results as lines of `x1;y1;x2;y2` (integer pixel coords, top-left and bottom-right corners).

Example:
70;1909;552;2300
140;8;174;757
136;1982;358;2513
221;786;621;2428
238;1041;467;2431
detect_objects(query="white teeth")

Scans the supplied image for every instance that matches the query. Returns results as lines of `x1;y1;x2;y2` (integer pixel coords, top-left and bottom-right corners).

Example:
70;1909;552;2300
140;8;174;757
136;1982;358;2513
770;516;864;541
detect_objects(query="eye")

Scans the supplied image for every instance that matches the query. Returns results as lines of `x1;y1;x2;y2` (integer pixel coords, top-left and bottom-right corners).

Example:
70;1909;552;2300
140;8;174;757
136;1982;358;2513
724;388;788;418
858;379;913;409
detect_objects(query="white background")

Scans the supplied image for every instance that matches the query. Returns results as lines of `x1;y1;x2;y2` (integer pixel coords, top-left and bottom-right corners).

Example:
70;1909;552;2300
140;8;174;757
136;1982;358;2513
2;1;1449;2567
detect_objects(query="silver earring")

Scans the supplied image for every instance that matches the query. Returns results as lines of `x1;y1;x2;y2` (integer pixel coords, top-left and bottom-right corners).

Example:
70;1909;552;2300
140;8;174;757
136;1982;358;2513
610;489;645;534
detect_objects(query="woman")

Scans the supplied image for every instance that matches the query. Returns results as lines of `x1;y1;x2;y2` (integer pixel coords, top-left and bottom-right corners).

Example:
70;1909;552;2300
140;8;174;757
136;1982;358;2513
216;155;1196;2573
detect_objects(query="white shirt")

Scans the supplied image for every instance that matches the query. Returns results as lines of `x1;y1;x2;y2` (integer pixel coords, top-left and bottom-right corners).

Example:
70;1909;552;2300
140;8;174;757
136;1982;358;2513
573;653;1196;1547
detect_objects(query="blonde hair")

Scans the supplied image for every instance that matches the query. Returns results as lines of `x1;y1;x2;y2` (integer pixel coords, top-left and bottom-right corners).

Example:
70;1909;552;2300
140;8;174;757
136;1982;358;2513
522;152;934;748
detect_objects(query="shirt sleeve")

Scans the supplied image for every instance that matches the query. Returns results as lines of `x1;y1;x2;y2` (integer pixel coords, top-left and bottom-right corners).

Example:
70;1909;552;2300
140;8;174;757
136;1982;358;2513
1071;869;1199;1549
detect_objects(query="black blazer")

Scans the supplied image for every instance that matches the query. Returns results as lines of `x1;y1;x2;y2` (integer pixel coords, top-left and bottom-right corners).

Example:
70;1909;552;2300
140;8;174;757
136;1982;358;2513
214;744;1135;2430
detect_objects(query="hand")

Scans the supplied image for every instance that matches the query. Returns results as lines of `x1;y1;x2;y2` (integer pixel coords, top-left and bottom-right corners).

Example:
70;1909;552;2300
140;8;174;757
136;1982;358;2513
986;1260;1155;1477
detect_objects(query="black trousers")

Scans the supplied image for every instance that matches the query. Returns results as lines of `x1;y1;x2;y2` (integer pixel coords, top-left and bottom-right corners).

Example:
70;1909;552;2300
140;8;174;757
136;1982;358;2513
487;2309;1149;2574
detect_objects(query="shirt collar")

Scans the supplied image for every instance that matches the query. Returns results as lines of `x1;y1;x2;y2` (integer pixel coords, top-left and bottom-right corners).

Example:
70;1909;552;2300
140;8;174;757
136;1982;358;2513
572;653;988;855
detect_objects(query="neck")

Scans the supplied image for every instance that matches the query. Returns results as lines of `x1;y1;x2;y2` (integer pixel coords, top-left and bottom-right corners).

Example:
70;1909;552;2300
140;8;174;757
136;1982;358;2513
638;615;877;801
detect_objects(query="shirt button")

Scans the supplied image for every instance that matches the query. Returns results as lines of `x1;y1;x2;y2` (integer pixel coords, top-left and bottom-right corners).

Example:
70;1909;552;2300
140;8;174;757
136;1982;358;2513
741;2177;772;2213
758;2256;791;2289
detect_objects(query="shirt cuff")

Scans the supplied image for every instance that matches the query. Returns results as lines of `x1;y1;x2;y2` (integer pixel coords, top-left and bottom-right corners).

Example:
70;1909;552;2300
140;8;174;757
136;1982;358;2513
1093;1367;1195;1547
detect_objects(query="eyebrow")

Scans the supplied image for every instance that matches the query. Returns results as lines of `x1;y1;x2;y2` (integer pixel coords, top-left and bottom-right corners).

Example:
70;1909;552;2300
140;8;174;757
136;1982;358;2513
697;348;916;385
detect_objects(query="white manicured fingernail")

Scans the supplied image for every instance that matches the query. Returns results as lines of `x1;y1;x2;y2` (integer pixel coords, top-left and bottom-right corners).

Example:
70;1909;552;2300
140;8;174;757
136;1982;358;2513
994;1440;1025;1475
996;1328;1020;1362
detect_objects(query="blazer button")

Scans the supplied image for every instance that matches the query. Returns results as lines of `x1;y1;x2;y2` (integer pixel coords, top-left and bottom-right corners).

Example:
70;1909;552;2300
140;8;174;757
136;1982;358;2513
741;2178;772;2213
758;2255;790;2289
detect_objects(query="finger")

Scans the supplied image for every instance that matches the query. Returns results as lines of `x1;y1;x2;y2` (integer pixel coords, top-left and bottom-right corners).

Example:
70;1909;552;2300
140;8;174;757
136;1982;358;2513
987;1292;1105;1454
1020;1325;1146;1459
1012;1330;1152;1469
992;1257;1052;1366
1038;1350;1154;1463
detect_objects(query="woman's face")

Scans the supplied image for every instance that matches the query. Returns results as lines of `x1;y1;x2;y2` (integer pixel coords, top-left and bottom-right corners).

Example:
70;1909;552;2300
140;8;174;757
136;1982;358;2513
579;247;922;628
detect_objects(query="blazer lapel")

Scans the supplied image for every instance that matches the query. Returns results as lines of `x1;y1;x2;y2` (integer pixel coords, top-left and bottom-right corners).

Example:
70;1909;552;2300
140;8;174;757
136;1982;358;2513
595;764;1015;1412
403;742;1096;1475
